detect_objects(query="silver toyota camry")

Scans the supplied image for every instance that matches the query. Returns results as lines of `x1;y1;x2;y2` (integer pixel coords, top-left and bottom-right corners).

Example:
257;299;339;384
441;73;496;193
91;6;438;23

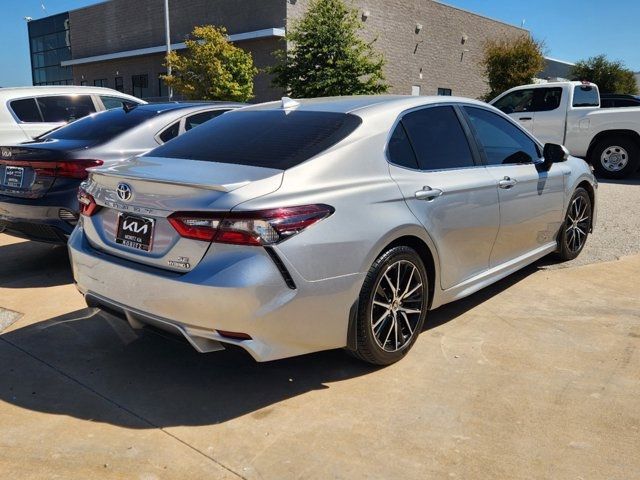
68;96;597;365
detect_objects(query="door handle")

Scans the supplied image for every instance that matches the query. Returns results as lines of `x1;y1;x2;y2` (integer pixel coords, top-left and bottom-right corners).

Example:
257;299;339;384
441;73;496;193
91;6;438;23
519;117;532;121
415;187;443;200
498;176;517;189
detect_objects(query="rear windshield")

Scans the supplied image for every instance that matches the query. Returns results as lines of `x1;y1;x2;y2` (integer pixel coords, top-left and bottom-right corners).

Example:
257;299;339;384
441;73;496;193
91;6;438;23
573;86;600;107
43;107;160;142
147;110;363;170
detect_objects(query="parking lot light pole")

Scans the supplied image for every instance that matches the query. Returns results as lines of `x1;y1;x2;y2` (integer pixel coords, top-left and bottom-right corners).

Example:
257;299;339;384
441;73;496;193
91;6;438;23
164;0;173;101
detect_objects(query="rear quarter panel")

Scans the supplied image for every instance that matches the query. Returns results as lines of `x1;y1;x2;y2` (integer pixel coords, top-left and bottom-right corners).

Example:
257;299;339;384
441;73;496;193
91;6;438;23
230;114;440;285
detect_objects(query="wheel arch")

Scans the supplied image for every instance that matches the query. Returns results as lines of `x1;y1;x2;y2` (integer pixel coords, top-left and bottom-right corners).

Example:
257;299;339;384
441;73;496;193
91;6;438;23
379;235;437;309
346;233;438;353
575;180;595;232
586;129;640;162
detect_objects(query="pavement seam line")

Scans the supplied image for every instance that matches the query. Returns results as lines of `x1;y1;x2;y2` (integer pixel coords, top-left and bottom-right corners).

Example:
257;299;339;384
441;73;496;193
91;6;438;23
0;336;247;480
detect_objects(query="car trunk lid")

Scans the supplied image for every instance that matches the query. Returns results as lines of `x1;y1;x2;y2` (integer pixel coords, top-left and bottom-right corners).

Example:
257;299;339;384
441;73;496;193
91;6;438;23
0;141;98;199
82;156;284;272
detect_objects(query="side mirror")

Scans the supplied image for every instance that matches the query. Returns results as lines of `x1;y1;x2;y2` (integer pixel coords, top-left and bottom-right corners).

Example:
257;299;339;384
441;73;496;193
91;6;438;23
542;143;569;170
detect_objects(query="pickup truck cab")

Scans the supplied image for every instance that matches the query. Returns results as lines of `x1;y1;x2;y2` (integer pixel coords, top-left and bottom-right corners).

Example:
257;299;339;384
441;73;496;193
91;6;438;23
491;81;640;178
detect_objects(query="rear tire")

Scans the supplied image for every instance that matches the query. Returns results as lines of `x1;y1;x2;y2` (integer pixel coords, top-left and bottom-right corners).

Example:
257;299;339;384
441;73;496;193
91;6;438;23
589;136;640;179
350;246;428;366
556;187;592;261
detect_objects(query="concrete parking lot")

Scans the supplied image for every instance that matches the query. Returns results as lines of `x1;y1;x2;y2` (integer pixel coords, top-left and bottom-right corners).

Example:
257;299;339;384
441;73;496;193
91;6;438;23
0;176;639;479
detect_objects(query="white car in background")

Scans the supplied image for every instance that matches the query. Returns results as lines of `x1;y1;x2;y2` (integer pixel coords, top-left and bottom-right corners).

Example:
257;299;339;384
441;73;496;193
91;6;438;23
491;81;640;178
0;86;145;144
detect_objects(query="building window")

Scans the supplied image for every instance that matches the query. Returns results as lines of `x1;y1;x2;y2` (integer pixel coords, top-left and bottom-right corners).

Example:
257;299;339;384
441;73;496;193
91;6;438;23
158;73;169;99
94;78;107;87
80;80;87;86
28;13;73;86
411;85;421;96
437;88;452;96
114;76;124;93
132;74;150;99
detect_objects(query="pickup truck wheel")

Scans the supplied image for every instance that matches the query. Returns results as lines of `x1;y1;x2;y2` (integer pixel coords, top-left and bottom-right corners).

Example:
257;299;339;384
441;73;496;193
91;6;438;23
590;136;640;179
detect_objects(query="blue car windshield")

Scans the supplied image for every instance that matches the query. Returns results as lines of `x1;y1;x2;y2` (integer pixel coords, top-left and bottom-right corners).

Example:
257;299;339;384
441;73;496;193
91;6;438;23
44;107;160;142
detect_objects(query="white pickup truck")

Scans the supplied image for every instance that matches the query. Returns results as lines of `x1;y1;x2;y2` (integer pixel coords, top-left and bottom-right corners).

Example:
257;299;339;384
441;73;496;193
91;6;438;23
491;81;640;178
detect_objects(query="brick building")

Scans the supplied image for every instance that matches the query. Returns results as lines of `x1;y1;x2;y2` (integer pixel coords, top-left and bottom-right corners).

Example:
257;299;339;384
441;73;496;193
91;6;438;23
27;0;527;102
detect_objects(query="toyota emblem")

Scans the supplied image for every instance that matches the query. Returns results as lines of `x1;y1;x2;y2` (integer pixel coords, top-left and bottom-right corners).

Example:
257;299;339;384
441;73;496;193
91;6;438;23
116;183;133;201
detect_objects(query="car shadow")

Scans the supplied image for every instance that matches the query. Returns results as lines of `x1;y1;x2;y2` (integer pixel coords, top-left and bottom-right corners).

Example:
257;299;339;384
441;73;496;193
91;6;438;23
0;237;72;288
0;260;542;429
595;170;640;185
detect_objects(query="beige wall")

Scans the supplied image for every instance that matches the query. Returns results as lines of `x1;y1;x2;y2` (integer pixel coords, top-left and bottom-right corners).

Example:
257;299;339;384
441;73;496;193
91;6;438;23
287;0;526;99
66;0;527;102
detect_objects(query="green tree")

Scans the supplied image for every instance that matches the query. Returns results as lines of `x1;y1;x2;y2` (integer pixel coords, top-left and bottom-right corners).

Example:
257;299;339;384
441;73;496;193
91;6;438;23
570;55;638;94
270;0;389;97
481;35;546;100
162;25;257;101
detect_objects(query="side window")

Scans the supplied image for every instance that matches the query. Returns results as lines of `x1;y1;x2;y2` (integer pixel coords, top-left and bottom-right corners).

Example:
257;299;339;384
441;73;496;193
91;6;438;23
184;110;227;131
36;95;96;123
387;122;419;169
532;88;562;112
401;106;475;171
573;86;599;107
158;121;181;144
100;95;139;110
493;89;534;114
464;107;540;165
10;98;42;122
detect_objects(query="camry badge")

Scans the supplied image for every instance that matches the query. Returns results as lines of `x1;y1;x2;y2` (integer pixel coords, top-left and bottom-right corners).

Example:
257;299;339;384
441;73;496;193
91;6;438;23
116;183;133;201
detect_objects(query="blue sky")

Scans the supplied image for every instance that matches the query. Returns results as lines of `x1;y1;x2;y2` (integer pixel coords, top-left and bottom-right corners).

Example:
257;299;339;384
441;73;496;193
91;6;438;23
1;0;638;87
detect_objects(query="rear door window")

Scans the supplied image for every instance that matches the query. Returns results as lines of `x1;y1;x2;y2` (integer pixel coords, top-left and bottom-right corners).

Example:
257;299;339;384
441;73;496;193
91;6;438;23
532;88;562;111
387;122;419;169
400;106;475;171
36;95;96;123
158;121;181;143
464;106;540;165
100;95;140;110
10;98;42;122
573;86;600;107
149;110;362;170
184;110;228;131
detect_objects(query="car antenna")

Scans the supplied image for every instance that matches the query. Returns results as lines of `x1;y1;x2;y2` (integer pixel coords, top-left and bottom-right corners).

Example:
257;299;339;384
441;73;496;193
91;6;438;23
281;97;300;110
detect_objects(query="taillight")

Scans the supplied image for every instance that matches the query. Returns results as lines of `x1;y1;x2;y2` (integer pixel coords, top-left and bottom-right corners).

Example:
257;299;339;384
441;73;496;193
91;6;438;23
78;185;100;217
56;160;103;179
168;204;334;245
0;159;102;179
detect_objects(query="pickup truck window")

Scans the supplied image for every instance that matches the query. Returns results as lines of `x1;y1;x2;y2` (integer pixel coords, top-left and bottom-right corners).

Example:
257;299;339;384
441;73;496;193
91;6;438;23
464;107;540;166
494;87;562;114
493;89;534;114
533;88;562;111
573;86;599;107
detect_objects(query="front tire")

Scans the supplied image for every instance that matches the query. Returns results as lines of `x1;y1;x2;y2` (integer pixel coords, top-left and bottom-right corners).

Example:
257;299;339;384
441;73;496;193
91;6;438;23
589;136;640;179
351;246;428;366
556;187;592;261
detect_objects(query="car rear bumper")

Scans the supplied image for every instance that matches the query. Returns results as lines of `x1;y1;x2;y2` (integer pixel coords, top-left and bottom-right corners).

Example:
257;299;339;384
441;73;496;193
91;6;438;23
0;192;78;243
68;224;364;362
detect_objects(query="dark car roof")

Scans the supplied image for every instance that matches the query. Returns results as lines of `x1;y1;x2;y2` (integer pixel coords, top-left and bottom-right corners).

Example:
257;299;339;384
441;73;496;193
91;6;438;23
599;94;640;100
135;102;246;113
